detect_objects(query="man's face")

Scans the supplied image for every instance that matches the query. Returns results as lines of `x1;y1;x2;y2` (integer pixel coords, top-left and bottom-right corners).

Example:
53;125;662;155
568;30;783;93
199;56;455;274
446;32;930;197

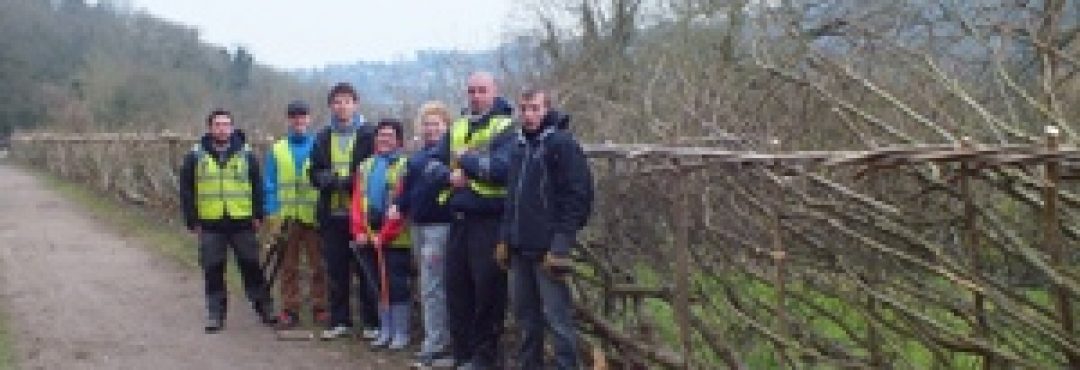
420;114;448;145
467;75;496;114
374;126;399;154
519;94;547;131
329;94;357;124
209;114;233;142
288;113;311;133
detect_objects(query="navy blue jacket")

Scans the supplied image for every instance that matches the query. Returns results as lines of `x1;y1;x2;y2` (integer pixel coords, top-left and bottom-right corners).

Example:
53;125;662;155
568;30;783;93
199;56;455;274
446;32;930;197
423;98;515;217
500;112;594;256
179;130;265;232
397;144;453;224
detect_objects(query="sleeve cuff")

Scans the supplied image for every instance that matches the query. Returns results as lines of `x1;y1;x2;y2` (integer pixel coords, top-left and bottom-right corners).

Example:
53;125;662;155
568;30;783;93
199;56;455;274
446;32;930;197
551;233;574;256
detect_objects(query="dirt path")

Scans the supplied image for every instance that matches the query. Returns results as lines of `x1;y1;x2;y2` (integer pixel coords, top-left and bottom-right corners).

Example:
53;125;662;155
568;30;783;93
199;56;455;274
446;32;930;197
0;163;406;370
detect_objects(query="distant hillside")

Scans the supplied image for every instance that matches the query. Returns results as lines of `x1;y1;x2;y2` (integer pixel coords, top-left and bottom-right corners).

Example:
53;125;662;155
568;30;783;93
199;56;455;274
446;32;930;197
0;0;319;136
296;42;534;115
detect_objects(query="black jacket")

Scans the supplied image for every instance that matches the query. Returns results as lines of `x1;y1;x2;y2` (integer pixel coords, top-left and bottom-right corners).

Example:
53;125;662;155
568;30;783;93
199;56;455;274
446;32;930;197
307;123;375;225
500;112;594;256
179;130;265;232
423;99;515;217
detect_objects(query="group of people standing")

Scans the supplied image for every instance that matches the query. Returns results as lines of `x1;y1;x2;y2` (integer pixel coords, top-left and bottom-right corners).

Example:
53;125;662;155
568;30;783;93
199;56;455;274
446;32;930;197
178;71;594;369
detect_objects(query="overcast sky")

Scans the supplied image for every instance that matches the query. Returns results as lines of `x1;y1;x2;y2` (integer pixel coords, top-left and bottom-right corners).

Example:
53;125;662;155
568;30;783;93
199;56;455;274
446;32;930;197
126;0;516;69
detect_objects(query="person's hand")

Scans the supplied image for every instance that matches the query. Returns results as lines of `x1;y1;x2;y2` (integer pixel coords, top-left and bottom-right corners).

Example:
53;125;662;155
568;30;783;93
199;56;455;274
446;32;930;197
371;235;382;249
449;169;467;188
251;219;262;230
387;205;402;221
263;217;283;235
542;252;573;280
354;233;368;246
494;242;509;271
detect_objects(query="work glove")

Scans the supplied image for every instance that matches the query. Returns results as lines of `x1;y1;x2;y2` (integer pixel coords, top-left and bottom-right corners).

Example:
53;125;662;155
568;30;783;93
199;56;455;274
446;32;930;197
494;242;509;271
353;234;382;249
542;252;573;280
544;233;575;279
264;216;284;235
257;216;283;249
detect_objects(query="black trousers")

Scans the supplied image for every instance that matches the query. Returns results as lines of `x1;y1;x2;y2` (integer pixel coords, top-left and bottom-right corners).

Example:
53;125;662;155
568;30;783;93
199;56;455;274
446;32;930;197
198;229;272;320
321;219;378;329
445;215;507;367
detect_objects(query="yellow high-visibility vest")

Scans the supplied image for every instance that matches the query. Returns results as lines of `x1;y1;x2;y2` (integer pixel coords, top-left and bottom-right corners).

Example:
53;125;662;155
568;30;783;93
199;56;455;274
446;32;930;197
357;156;411;248
194;145;253;220
437;116;512;204
328;132;355;215
271;140;317;224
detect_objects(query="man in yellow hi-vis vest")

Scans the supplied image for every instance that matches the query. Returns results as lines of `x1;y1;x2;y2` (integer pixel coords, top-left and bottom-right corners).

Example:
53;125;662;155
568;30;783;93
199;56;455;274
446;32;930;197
422;72;515;369
307;83;378;340
180;109;276;333
262;100;327;329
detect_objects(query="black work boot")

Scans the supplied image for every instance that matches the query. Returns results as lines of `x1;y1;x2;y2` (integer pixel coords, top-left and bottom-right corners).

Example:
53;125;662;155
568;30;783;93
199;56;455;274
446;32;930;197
254;302;278;326
205;317;225;333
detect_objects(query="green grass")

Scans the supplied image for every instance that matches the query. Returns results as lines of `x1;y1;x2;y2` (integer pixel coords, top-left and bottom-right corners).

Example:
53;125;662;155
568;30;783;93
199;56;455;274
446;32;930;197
606;262;1047;369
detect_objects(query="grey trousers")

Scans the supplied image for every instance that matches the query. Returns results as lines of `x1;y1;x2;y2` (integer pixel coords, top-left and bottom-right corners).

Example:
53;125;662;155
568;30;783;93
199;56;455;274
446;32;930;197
198;230;273;319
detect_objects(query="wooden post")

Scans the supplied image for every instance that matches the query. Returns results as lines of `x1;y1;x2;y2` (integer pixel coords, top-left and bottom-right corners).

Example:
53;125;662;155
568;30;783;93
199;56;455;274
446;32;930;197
600;155;617;364
769;138;790;369
867;290;882;368
672;156;693;369
161;130;180;171
959;137;990;369
603;156;616;320
770;193;789;369
1041;126;1077;369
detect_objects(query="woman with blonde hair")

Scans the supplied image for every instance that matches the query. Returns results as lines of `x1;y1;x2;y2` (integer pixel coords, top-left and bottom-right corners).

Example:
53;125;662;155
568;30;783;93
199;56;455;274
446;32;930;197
395;101;457;366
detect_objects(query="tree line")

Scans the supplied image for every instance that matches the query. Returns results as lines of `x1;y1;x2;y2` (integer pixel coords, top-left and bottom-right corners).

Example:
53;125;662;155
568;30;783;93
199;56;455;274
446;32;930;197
0;0;322;138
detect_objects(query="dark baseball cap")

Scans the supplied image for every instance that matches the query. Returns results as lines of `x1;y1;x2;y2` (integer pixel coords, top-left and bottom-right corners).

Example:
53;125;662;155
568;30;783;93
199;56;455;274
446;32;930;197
286;100;310;116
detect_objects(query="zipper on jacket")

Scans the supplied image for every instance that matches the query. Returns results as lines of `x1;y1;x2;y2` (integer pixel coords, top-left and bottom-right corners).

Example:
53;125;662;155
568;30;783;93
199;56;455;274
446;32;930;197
217;152;226;217
512;140;532;244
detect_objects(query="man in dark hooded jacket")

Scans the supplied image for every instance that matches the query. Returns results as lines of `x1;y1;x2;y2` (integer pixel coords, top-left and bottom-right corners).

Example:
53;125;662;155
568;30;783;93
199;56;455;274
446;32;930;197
498;90;593;370
307;82;380;340
179;109;276;333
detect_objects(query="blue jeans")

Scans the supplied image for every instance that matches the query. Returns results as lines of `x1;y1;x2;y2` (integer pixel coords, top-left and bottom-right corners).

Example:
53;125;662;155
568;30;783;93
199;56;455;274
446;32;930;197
413;223;451;355
510;253;579;370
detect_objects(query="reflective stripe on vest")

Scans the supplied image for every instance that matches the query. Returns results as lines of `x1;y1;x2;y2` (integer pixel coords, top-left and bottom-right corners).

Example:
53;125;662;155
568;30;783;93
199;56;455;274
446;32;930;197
194;145;253;220
358;156;411;248
329;132;356;214
272;140;317;224
437;116;512;204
